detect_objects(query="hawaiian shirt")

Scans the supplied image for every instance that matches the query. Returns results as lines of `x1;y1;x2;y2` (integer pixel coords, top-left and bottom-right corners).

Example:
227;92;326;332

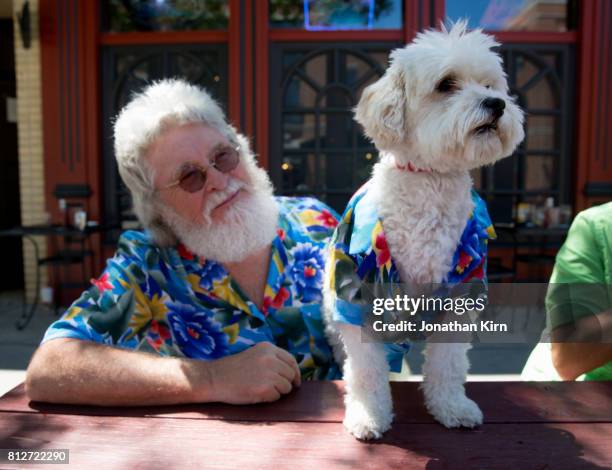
42;197;342;380
326;182;496;371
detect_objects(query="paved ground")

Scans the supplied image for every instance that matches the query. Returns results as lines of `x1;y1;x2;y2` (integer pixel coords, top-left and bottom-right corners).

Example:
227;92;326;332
0;291;59;396
0;291;536;398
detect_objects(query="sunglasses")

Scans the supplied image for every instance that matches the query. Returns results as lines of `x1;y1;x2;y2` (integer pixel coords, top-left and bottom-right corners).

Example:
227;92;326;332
163;145;240;193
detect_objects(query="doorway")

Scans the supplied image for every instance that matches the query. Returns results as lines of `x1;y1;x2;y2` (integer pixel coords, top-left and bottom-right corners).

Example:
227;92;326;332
0;17;23;291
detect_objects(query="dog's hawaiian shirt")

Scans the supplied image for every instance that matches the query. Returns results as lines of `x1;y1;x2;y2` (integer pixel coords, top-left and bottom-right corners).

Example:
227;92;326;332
327;182;496;371
42;197;342;380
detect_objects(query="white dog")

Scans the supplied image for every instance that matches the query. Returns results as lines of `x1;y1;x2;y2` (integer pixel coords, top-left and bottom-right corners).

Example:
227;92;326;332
323;22;524;440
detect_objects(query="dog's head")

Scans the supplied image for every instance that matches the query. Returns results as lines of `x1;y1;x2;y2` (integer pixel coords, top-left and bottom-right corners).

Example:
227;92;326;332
355;21;524;172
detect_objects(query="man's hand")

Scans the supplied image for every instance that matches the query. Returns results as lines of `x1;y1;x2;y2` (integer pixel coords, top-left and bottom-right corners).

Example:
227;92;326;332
205;342;301;404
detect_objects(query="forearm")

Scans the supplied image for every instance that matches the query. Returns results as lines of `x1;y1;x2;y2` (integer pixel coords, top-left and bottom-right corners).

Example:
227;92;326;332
550;310;612;380
25;338;214;406
551;342;612;380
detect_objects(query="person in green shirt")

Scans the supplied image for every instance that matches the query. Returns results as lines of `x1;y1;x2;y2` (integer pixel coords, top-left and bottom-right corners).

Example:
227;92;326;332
522;202;612;381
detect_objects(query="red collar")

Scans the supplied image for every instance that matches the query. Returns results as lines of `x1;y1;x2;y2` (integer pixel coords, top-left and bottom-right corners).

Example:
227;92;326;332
395;161;432;173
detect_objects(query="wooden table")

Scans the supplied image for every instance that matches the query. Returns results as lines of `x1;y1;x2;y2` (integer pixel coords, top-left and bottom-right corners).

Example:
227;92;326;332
1;381;611;469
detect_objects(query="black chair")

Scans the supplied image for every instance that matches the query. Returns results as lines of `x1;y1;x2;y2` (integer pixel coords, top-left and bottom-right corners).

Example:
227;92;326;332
38;202;93;314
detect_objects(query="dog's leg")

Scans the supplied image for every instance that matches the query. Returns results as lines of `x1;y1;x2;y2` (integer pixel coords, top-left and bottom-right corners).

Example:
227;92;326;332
421;342;483;428
338;322;393;440
324;322;347;371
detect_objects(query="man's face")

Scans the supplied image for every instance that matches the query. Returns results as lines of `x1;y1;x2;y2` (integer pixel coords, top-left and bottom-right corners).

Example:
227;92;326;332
147;122;251;225
144;121;279;263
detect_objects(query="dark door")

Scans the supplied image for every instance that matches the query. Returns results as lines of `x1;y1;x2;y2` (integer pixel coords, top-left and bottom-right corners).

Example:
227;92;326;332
0;19;23;291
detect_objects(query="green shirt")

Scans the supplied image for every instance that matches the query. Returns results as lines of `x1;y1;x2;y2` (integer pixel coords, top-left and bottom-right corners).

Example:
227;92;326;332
546;202;612;380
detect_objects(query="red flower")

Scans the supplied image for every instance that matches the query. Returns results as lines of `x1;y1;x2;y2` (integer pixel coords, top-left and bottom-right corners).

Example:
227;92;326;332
151;320;171;341
262;287;290;314
375;233;391;267
90;273;113;293
177;243;194;260
457;251;473;270
158;323;171;341
464;260;484;282
277;228;286;241
316;210;338;228
147;337;163;351
304;266;316;278
272;287;290;308
187;327;200;339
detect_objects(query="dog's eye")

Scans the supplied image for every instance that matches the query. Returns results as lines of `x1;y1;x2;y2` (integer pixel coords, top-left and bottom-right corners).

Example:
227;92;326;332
485;85;491;89
436;77;456;93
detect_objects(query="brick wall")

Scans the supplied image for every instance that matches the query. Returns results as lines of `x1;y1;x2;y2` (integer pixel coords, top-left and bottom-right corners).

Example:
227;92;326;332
12;0;47;302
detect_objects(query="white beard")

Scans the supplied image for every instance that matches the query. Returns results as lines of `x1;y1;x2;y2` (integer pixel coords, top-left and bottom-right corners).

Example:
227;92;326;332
160;162;279;263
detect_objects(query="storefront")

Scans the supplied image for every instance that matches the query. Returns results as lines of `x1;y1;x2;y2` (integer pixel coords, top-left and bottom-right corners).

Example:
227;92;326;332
27;0;612;296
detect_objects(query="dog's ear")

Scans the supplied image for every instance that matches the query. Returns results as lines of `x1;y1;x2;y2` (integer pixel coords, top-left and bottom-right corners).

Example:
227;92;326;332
354;54;408;150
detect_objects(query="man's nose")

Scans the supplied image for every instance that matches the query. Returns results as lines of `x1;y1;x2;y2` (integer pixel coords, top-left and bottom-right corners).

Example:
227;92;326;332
482;97;505;119
204;165;229;193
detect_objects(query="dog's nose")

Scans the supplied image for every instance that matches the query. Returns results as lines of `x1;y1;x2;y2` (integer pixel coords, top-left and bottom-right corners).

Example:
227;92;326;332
482;97;505;118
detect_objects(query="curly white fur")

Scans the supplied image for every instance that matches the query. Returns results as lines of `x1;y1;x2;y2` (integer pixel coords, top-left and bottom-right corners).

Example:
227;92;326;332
323;21;524;440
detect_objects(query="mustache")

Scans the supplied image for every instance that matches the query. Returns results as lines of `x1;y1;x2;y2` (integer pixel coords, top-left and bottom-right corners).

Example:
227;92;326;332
202;178;247;219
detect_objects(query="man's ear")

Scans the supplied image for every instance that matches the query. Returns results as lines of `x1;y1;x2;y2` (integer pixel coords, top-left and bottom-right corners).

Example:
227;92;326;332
354;59;408;150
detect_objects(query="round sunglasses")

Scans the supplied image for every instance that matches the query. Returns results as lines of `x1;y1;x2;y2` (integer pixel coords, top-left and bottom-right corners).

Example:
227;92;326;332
163;145;240;193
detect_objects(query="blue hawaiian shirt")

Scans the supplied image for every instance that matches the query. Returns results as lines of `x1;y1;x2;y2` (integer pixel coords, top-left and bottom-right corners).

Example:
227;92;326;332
326;182;496;371
42;197;343;380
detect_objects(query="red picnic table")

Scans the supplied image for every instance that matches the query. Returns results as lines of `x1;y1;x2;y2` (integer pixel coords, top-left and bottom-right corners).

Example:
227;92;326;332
0;381;611;469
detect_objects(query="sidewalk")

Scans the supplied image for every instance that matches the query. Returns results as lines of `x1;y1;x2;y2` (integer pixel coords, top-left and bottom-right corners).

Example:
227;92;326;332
0;291;57;396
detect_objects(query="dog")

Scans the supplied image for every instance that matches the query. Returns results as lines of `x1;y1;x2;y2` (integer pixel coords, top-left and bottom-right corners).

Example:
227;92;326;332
323;21;524;440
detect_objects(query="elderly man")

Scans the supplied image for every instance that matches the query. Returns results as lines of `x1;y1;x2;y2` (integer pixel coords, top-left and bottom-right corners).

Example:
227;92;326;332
26;79;341;406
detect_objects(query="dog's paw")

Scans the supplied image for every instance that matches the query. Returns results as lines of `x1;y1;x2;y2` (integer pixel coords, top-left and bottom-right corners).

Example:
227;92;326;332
343;399;393;440
427;395;483;429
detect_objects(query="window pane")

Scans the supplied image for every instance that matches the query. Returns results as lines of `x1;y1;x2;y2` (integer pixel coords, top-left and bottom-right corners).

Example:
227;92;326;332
526;115;556;151
270;0;403;30
102;0;229;32
445;0;571;32
525;155;556;191
323;113;352;148
284;76;319;107
283;114;319;149
524;77;557;109
488;196;514;224
356;151;376;182
280;154;318;191
320;154;353;190
274;45;391;214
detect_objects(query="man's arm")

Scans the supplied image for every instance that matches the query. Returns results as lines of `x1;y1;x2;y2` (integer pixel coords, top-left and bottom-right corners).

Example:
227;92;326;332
551;309;612;380
547;211;612;380
26;338;300;406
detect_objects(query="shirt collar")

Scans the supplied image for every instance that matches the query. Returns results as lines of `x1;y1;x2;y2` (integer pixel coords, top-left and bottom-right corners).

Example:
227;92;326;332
348;183;380;255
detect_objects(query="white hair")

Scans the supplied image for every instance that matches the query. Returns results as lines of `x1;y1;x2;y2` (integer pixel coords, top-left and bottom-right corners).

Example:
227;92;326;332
113;78;241;246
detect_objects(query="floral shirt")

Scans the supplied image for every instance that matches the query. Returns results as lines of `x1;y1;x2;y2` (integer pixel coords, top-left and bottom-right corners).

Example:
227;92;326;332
43;197;342;380
326;182;496;371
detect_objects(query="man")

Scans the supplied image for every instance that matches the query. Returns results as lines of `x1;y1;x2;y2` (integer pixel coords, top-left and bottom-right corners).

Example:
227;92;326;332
522;202;612;381
26;79;341;406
